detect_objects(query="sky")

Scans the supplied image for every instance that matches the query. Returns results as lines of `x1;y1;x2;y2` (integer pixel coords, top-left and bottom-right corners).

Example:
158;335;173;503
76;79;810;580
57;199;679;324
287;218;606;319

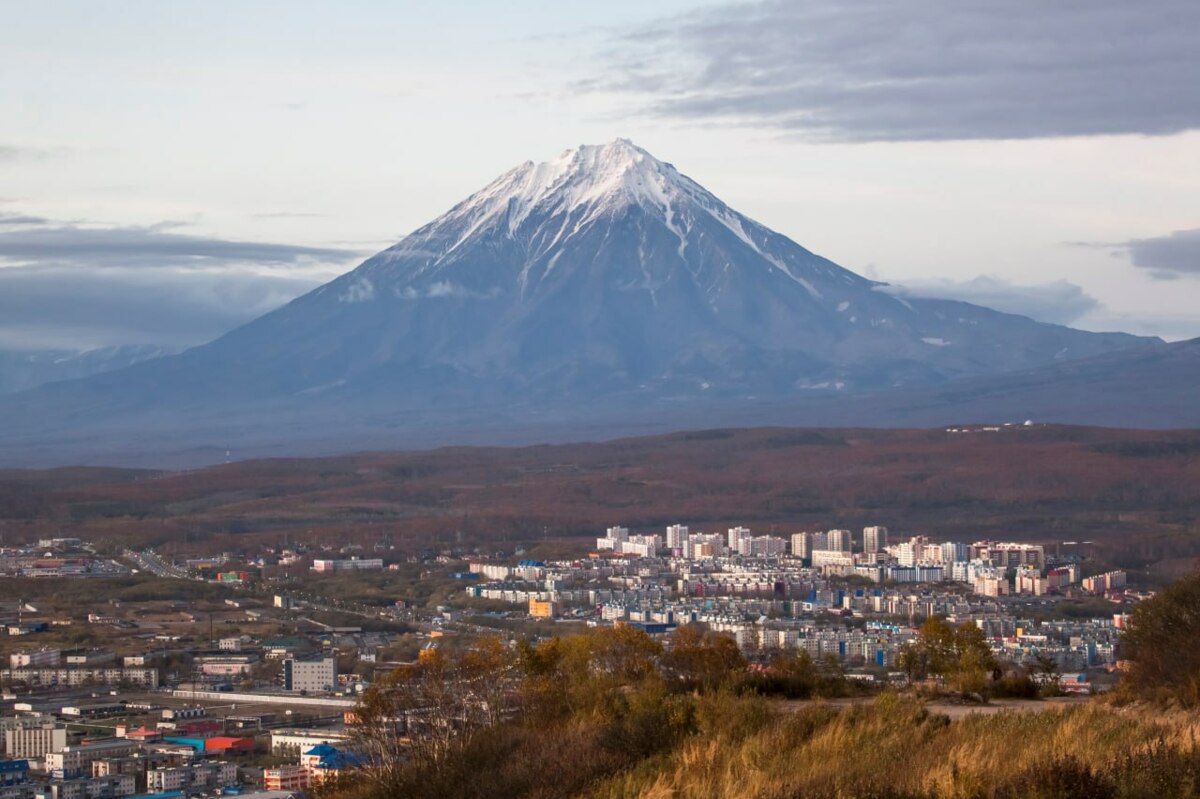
1;0;1198;351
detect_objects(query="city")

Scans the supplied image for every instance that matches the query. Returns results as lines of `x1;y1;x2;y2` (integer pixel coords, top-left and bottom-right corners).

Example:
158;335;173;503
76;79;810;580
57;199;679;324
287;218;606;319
0;521;1143;798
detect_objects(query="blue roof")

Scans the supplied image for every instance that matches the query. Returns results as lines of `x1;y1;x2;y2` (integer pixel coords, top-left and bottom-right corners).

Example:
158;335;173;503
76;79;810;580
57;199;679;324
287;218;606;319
303;743;340;757
313;751;364;770
303;744;363;769
0;761;29;773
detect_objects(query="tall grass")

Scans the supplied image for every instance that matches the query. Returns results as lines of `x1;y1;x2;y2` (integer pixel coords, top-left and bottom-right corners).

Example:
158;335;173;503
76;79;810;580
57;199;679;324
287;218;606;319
587;695;1200;799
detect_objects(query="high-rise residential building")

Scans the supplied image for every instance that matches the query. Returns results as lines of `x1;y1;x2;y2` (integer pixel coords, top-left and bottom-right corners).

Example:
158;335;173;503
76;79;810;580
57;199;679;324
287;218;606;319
895;535;929;567
826;529;853;552
811;530;829;551
683;533;725;559
665;525;688;550
727;527;751;551
969;541;1045;571
862;526;888;553
790;532;812;559
940;541;968;564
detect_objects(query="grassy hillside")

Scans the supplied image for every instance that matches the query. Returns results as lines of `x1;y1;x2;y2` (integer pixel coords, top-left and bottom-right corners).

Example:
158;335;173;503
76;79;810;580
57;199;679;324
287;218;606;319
316;585;1200;799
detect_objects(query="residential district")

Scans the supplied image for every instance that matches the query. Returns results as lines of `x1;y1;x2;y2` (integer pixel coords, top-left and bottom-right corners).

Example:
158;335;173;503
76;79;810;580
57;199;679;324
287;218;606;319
0;526;1140;798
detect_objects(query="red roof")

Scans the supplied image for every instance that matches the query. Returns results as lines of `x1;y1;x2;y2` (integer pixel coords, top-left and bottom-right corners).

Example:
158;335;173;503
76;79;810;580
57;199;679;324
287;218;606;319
204;736;255;750
126;727;162;739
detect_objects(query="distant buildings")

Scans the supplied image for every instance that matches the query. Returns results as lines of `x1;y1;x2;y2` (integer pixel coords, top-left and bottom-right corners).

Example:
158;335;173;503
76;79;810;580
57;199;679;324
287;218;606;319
1083;570;1127;594
596;527;662;557
1;667;158;688
9;649;60;669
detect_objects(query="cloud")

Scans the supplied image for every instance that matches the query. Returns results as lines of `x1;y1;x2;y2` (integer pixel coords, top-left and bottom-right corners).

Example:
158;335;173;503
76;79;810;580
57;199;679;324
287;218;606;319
880;276;1101;325
396;281;500;300
0;145;51;162
1122;228;1200;280
0;213;366;350
0;264;329;351
589;0;1200;141
0;213;51;226
250;211;327;220
0;222;361;270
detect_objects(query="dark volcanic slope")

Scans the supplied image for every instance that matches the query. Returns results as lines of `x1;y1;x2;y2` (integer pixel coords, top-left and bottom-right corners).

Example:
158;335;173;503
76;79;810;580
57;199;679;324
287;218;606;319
0;140;1159;467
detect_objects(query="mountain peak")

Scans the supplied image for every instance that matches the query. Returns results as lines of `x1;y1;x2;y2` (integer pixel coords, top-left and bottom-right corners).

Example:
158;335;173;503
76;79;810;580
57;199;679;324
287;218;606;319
429;138;695;241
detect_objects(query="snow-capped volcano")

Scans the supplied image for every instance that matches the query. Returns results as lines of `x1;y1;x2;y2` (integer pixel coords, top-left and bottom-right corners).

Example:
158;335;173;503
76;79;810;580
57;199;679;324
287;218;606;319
342;138;859;307
0;139;1158;466
267;137;1140;398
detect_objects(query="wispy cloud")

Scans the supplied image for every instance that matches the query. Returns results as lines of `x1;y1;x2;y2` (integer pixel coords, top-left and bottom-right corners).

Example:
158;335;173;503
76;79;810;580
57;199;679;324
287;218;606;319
250;211;327;220
586;0;1200;142
881;275;1101;325
0;144;64;162
0;213;52;226
0;212;368;350
0;264;328;350
0;221;362;270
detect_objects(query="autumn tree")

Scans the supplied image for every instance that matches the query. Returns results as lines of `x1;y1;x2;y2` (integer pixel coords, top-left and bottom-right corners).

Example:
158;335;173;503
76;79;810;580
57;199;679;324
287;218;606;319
898;617;997;695
660;624;746;692
1119;570;1200;707
348;636;516;786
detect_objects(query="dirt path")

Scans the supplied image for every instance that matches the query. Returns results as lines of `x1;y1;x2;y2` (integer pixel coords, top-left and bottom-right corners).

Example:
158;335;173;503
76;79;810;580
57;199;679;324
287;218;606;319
772;694;1093;719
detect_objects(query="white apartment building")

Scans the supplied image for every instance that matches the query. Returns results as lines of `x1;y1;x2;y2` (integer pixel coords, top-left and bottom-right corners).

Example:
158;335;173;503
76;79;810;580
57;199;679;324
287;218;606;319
811;531;829;551
311;558;383;572
469;563;511;580
9;650;60;668
811;550;856;574
146;762;237;793
44;774;135;799
46;740;136;778
270;729;352;756
826;529;853;552
682;533;725;559
862;526;888;554
283;655;336;694
727;527;752;552
2;718;67;759
665;525;689;549
970;541;1045;571
1;668;157;688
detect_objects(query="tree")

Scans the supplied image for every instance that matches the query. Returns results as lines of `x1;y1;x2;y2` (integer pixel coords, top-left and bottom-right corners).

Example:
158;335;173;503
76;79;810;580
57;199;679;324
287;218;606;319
1119;570;1200;706
348;637;517;786
898;617;996;695
660;624;746;691
1031;652;1061;695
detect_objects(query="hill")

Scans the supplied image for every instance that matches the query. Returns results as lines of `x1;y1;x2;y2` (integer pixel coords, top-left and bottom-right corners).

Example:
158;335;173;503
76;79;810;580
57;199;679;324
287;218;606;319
2;424;1197;577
